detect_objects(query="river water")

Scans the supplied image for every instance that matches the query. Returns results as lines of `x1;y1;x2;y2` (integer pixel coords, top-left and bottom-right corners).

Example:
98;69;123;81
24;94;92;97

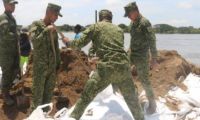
60;33;200;66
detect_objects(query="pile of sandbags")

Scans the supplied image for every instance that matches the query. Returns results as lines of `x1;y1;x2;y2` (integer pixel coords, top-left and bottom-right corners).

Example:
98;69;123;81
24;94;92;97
166;73;200;120
25;73;200;120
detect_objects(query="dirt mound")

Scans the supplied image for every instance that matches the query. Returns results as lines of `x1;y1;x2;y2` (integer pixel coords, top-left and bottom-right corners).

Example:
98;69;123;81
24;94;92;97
23;49;92;106
0;49;200;120
133;50;200;97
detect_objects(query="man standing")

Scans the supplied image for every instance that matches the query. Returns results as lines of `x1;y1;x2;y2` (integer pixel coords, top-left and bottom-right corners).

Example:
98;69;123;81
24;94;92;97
124;2;158;114
62;9;144;120
19;27;31;75
74;24;82;40
29;3;61;110
0;0;19;106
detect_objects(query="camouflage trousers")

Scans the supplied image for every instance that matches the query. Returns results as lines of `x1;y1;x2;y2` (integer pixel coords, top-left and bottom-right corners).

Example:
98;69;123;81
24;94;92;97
70;62;144;120
32;63;56;110
130;52;155;99
0;54;19;92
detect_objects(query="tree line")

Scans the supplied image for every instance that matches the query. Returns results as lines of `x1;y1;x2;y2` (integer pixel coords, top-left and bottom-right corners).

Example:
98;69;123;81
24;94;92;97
19;24;200;34
119;24;200;34
57;24;200;34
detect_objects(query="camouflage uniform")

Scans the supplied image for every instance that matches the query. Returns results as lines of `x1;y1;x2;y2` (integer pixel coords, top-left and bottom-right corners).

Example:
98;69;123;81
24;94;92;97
0;0;19;98
69;10;144;120
29;3;62;109
124;2;157;99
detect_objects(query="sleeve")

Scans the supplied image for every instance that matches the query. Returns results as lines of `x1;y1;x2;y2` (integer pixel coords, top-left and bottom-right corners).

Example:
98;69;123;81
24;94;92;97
143;20;157;59
0;19;16;41
30;24;49;42
69;25;95;49
88;44;96;58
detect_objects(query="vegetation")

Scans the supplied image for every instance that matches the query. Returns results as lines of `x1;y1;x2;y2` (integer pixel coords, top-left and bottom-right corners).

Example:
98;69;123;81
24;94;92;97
154;24;200;34
117;23;200;34
19;24;200;34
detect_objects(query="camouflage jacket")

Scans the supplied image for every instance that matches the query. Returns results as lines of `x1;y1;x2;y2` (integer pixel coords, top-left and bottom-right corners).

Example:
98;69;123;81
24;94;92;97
30;20;60;69
69;20;129;64
130;14;157;58
0;12;19;56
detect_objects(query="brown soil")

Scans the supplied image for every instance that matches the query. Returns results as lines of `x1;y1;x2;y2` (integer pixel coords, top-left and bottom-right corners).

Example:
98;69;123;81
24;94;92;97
133;50;200;97
0;49;200;120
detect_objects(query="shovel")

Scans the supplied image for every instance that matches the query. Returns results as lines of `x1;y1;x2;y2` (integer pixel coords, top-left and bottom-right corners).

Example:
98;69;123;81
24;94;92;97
13;78;30;110
49;28;70;110
15;87;30;109
54;76;69;110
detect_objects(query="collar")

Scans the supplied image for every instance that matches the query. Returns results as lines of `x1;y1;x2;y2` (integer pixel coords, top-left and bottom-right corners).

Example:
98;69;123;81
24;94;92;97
101;19;112;23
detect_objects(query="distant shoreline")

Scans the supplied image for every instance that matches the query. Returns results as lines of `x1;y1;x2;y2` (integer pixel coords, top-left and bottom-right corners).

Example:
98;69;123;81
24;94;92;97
19;23;200;34
62;31;200;34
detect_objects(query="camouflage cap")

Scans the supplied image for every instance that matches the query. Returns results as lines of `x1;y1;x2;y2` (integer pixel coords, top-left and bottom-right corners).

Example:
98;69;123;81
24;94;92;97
47;3;62;17
3;0;18;4
124;2;138;17
99;9;113;18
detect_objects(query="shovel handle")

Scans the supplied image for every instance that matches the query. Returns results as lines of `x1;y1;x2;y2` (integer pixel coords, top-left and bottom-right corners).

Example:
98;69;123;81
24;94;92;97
52;24;65;39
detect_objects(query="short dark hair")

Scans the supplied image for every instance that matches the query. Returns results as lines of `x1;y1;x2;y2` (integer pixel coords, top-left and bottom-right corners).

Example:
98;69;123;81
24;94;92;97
99;9;113;21
74;24;82;31
99;15;112;21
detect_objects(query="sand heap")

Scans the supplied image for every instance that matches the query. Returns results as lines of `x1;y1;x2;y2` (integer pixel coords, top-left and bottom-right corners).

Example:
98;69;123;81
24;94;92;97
23;49;92;106
133;50;200;98
0;49;200;120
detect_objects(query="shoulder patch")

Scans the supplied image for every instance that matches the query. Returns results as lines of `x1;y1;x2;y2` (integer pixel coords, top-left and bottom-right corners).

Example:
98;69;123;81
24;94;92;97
0;19;8;26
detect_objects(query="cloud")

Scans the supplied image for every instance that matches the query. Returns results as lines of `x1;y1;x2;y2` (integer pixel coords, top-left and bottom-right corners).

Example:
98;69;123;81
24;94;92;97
0;0;199;27
177;2;193;9
105;0;132;10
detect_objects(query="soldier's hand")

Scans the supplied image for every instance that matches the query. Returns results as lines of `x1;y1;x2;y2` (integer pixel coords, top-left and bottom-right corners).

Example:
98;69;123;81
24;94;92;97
62;37;70;43
150;59;159;71
88;57;99;64
88;57;99;70
47;25;56;32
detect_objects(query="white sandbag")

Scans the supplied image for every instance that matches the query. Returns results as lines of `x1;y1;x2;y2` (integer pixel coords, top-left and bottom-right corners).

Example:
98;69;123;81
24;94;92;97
24;103;54;120
29;73;200;120
22;62;28;74
54;107;68;120
92;84;114;102
54;106;75;120
185;108;200;120
183;73;200;89
80;94;134;120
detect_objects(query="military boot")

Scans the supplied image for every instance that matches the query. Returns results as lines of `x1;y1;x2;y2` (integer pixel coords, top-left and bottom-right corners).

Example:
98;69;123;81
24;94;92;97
2;90;15;106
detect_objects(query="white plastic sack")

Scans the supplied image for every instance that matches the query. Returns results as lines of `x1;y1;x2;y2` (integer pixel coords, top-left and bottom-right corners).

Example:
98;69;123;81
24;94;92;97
24;103;54;120
166;73;200;119
22;62;28;74
26;73;200;120
57;85;175;120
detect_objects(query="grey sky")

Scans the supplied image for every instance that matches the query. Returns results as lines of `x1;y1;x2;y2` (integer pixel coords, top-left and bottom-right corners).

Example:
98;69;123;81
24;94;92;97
0;0;199;27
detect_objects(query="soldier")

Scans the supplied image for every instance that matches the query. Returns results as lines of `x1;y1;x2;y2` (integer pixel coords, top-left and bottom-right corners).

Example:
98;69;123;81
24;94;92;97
0;0;19;106
29;3;61;110
124;2;158;114
62;9;144;120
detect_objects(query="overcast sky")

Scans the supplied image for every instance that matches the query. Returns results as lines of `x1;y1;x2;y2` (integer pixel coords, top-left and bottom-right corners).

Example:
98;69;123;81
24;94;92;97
0;0;200;27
